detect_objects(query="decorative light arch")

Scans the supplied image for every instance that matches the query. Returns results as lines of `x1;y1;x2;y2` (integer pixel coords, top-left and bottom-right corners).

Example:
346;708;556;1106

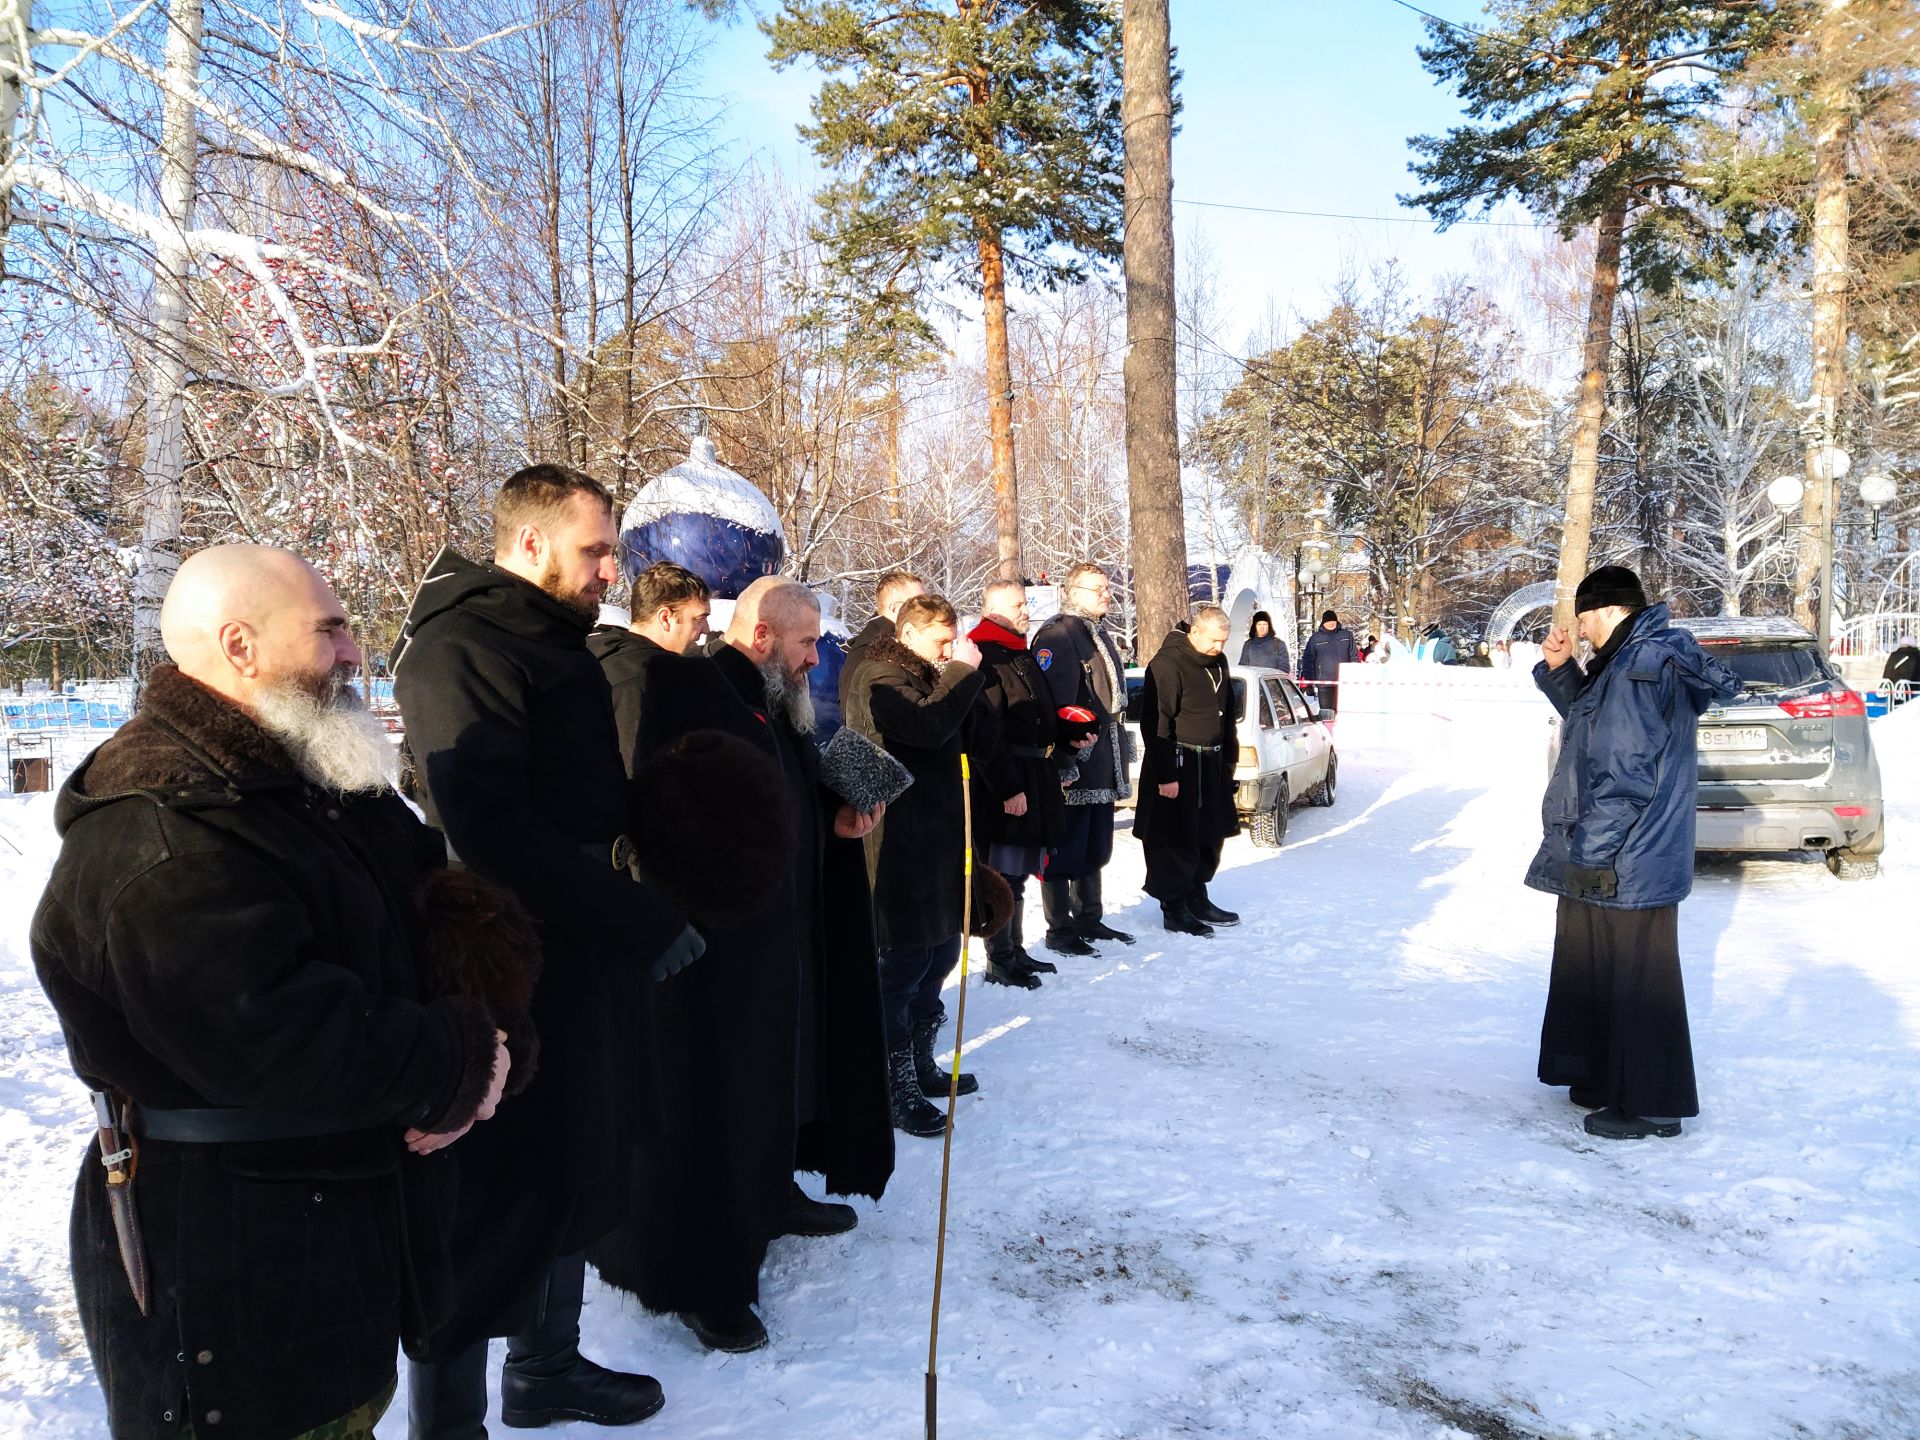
1488;580;1558;643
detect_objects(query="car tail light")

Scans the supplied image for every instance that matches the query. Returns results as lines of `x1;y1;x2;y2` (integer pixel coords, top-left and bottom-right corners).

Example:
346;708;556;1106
1833;805;1868;817
1779;691;1866;719
1237;746;1258;769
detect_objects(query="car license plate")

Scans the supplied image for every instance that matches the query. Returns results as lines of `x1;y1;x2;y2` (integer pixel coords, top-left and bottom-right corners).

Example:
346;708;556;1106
1699;726;1767;752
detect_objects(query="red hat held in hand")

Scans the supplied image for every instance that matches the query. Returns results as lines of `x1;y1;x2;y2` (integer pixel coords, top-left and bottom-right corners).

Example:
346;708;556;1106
1055;704;1099;744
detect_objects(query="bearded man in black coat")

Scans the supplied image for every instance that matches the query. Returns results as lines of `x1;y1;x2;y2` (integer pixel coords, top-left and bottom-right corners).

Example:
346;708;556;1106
393;466;708;1436
846;593;989;1138
966;578;1065;989
1135;607;1242;936
31;545;517;1440
587;575;893;1356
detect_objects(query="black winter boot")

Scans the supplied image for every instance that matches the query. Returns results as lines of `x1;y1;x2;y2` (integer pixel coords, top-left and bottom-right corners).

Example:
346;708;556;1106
1004;899;1054;972
500;1254;665;1428
1042;877;1096;955
678;1305;769;1354
782;1179;857;1237
1161;903;1214;938
889;1044;948;1137
984;953;1042;989
1583;1107;1682;1140
407;1341;489;1440
985;904;1042;988
1075;872;1134;943
1189;889;1239;927
911;1014;978;1095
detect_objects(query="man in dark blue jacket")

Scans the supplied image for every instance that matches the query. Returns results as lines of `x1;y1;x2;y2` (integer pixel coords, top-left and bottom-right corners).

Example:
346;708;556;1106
1297;610;1358;714
1527;566;1741;1141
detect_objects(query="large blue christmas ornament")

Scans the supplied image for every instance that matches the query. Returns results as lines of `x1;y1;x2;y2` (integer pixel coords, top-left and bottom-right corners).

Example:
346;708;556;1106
809;617;850;740
619;436;784;596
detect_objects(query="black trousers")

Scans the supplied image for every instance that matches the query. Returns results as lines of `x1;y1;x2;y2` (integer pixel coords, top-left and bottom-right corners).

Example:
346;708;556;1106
1142;834;1225;906
1049;802;1115;878
876;936;961;1051
1538;898;1699;1118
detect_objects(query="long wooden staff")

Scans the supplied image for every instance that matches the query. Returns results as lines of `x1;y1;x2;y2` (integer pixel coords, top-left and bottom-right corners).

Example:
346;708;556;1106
925;751;974;1440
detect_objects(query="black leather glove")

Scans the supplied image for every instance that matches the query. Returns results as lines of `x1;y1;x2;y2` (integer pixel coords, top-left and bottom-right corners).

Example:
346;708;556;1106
649;924;706;983
1565;865;1618;901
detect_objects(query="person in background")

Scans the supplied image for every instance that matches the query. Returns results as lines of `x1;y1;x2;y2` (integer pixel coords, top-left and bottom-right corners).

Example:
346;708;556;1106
1238;610;1290;673
845;594;988;1138
967;579;1064;989
1357;632;1378;662
1528;565;1741;1142
1135;606;1240;937
32;545;515;1440
1030;563;1135;956
1883;636;1919;694
1416;622;1458;665
590;561;713;764
840;569;924;710
1297;609;1359;716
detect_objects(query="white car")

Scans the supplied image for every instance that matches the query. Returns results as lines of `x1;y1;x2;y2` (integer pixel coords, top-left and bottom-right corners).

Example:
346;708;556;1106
1121;664;1337;846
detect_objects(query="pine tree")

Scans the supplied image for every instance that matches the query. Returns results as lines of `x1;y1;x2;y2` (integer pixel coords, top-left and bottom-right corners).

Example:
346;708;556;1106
766;0;1124;582
1403;0;1791;628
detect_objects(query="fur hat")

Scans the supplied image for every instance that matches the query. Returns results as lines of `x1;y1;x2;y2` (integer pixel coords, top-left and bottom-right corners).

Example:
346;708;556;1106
1054;704;1100;746
969;863;1016;939
631;729;794;931
1574;565;1648;614
819;724;915;811
415;867;543;1094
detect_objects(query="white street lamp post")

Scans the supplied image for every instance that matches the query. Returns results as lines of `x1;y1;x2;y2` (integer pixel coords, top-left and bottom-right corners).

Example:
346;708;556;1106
1769;449;1898;649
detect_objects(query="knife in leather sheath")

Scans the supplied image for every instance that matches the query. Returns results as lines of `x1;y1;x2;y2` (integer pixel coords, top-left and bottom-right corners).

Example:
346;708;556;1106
92;1090;150;1317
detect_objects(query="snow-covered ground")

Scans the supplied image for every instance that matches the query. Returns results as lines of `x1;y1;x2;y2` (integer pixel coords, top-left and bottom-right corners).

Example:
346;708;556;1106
2;710;1917;1439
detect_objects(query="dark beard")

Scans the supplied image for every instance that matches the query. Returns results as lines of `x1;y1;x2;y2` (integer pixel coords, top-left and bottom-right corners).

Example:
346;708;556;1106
537;561;601;620
758;655;817;735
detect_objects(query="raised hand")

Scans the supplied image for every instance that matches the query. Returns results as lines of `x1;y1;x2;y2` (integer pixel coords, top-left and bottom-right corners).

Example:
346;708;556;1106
1543;625;1574;670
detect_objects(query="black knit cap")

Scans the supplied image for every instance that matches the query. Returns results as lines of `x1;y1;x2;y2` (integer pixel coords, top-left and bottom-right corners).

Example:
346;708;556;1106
1573;565;1648;614
1321;609;1339;624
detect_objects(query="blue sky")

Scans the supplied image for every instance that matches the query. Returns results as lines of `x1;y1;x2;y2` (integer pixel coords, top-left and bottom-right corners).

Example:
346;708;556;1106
691;0;1550;349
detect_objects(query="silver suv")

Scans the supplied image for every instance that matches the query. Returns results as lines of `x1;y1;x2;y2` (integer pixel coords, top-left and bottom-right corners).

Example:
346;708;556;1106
1677;616;1884;879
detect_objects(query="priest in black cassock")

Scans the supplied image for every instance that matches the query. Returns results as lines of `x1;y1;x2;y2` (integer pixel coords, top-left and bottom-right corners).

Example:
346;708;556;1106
589;572;893;1356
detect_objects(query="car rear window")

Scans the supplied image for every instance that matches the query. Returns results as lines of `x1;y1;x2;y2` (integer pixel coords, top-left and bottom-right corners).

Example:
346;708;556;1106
1699;642;1832;692
1125;675;1246;722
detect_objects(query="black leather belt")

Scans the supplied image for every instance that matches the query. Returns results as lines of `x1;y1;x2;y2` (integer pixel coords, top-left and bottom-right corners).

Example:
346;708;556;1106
129;1107;371;1143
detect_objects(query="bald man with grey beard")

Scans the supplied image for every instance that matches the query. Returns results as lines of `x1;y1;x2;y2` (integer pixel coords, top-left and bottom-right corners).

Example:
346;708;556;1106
31;544;516;1440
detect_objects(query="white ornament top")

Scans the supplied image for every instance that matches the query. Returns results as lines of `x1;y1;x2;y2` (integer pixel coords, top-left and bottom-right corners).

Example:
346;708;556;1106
621;435;783;536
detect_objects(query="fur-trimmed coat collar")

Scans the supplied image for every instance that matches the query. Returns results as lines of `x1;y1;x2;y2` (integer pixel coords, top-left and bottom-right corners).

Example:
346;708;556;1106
968;616;1027;651
73;664;301;809
865;634;941;689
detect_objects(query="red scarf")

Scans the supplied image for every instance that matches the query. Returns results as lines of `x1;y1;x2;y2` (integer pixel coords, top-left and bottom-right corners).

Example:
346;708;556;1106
968;617;1027;651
